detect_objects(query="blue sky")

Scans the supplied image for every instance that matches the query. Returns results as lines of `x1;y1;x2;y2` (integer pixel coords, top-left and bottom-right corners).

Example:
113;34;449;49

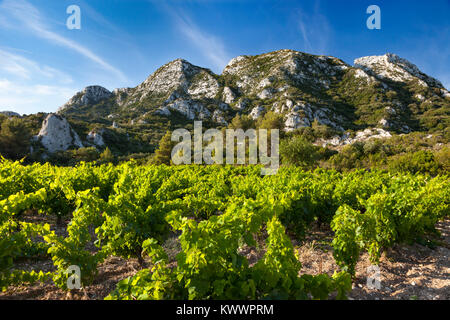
0;0;449;115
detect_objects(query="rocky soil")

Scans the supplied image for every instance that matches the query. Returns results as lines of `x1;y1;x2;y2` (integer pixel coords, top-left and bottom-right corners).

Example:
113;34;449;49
1;214;448;300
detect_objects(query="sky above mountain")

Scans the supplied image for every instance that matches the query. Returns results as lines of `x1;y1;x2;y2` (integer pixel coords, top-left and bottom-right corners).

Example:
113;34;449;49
0;0;449;115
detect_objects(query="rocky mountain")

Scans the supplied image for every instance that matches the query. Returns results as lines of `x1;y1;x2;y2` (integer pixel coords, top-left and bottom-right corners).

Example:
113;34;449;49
354;54;445;88
33;49;449;154
58;86;113;113
0;111;22;117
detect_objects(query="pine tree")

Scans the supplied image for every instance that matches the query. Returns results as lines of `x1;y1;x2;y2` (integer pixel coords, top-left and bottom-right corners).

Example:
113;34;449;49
99;147;114;163
152;131;175;165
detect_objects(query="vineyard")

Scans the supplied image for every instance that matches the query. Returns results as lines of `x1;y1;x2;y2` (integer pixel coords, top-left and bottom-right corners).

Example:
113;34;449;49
0;158;448;300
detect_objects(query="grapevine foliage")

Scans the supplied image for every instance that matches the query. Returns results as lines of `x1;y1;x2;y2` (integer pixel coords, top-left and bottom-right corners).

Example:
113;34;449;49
0;158;447;299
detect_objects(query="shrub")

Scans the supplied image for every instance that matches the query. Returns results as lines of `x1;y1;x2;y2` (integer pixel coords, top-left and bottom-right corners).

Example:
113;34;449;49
388;150;441;175
0;118;31;160
280;136;321;168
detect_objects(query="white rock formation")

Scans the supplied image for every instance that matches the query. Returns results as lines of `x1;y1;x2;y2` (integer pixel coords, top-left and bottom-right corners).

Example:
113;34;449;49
249;106;265;119
257;88;274;99
353;68;376;83
223;55;250;74
36;114;83;153
113;88;131;105
87;129;105;146
441;89;450;99
320;128;392;147
235;98;249;110
414;94;425;101
354;54;444;88
284;112;310;131
379;118;391;128
133;59;219;102
313;109;331;124
166;99;209;120
187;73;219;99
222;87;236;104
58;86;112;112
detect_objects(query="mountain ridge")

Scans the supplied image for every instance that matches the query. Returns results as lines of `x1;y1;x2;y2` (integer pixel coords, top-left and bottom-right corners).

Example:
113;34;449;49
12;49;449;155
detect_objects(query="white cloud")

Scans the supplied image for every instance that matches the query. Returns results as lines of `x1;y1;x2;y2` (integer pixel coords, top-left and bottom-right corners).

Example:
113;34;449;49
0;79;75;115
0;49;76;114
162;5;231;72
0;49;73;83
0;0;127;82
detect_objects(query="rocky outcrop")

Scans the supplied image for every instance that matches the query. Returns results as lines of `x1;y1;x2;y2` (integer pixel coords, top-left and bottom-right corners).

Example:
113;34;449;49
441;89;450;99
129;59;219;104
249;106;265;120
87;129;105;147
354;54;444;88
235;98;249;111
165;99;210;120
222;87;236;104
113;88;132;106
55;49;449;139
223;50;350;96
319;128;392;147
58;86;112;112
285;112;310;131
0;111;21;117
36;114;83;153
257;88;275;99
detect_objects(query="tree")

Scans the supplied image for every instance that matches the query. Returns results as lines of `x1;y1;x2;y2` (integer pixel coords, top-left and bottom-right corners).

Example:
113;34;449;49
0;118;31;160
152;131;175;165
280;135;321;168
257;111;285;131
99;147;115;163
328;143;365;171
228;114;255;131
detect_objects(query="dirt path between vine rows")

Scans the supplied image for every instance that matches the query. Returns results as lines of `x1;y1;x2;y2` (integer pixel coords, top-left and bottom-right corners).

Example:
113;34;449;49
295;219;450;300
0;217;448;300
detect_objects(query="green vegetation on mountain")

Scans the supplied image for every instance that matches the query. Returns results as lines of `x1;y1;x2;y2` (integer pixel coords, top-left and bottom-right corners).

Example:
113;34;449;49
0;50;448;172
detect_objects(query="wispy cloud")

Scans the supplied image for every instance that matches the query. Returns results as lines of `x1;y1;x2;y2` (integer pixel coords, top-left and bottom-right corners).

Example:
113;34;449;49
0;0;127;81
0;49;76;114
0;78;75;115
0;49;73;83
161;4;231;72
297;1;331;55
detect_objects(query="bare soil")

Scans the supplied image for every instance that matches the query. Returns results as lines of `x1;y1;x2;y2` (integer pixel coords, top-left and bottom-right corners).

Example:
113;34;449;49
1;215;448;300
295;219;450;300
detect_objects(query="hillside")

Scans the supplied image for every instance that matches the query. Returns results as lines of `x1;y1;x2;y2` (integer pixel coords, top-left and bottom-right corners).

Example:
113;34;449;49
2;49;449;159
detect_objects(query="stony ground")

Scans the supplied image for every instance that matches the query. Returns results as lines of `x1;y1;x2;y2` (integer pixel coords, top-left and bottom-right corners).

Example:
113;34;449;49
295;219;450;300
1;215;448;300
